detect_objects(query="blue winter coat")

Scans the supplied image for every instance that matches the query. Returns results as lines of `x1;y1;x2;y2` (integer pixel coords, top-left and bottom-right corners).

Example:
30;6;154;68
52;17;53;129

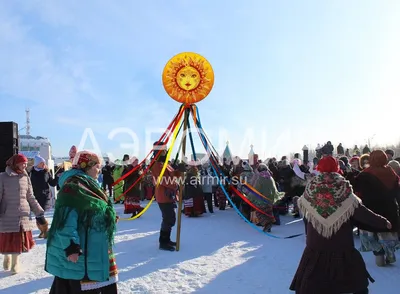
45;169;111;282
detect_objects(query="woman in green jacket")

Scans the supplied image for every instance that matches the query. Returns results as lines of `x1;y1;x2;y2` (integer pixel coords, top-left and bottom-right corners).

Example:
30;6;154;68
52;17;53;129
46;151;118;294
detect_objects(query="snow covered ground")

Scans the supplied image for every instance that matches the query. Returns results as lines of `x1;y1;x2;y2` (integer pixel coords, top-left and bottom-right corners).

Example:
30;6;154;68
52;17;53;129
0;202;399;293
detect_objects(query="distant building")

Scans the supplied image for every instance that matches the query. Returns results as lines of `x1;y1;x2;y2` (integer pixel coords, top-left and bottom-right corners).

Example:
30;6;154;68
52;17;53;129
222;141;233;163
19;135;51;152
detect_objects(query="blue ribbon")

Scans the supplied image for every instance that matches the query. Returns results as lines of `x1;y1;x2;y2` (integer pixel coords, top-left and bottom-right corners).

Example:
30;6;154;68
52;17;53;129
187;119;197;162
191;106;303;239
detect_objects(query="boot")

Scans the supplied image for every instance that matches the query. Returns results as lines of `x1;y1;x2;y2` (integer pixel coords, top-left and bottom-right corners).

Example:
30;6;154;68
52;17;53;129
3;254;11;271
273;209;281;226
159;230;175;251
11;254;20;274
167;230;177;246
263;223;272;233
375;255;385;267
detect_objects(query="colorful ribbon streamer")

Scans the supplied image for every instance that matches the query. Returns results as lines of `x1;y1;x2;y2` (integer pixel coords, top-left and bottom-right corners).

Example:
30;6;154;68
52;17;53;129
118;109;185;200
191;105;303;239
113;105;185;187
121;109;183;220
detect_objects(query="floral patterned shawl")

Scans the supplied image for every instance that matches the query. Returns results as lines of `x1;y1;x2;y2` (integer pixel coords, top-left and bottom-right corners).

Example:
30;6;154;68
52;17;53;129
298;172;361;239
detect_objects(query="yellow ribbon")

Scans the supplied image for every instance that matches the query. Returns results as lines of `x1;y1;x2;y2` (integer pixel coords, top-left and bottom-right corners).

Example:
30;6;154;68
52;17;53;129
121;113;182;220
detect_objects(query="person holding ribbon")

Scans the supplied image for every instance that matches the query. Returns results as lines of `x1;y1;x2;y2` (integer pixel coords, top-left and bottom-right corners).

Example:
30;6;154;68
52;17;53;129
245;163;285;232
151;141;185;251
46;151;118;293
122;157;144;217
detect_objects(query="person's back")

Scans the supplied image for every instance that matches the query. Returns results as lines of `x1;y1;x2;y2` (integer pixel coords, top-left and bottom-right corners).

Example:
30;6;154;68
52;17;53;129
201;174;213;193
102;163;114;184
290;156;391;294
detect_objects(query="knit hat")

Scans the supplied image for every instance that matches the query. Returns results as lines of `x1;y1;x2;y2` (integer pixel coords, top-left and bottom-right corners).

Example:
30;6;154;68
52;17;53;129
34;155;45;167
72;151;101;170
6;154;28;174
6;154;28;166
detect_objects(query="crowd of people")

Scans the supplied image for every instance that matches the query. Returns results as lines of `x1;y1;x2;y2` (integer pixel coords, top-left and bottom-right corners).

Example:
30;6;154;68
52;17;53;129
0;141;399;293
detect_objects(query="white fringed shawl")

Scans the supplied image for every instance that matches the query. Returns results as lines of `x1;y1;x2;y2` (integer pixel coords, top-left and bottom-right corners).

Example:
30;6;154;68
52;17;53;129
298;172;361;239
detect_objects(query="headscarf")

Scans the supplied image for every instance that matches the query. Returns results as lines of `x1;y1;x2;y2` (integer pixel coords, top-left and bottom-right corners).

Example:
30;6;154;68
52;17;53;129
153;141;167;158
255;163;272;180
242;161;253;172
316;156;340;173
34;155;46;171
240;161;255;188
128;156;139;166
339;156;349;167
49;168;116;248
298;171;360;239
72;151;101;171
338;160;346;171
388;160;400;176
6;154;28;174
349;156;360;164
69;145;77;161
363;150;399;189
292;158;302;167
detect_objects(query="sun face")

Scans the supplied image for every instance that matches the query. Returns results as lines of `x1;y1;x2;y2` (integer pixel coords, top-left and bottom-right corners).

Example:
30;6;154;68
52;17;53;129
177;66;201;91
162;52;214;105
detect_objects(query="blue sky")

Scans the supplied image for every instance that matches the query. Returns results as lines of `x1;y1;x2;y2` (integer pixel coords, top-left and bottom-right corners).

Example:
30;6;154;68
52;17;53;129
1;1;399;160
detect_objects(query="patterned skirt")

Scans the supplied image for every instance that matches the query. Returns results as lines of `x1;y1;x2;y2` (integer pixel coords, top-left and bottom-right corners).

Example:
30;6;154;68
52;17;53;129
359;230;400;263
80;250;118;291
184;197;205;216
0;228;35;254
255;204;275;227
124;195;142;214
